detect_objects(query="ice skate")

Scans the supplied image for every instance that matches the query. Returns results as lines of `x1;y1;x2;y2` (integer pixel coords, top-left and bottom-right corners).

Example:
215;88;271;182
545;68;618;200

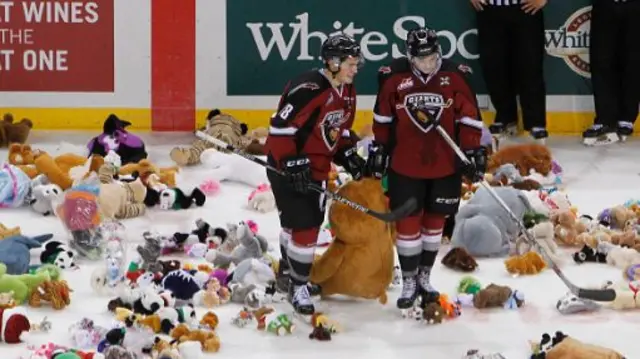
288;279;315;316
529;127;548;145
582;124;619;146
397;276;419;315
275;259;290;294
489;122;517;145
417;267;439;296
275;260;322;296
617;121;633;142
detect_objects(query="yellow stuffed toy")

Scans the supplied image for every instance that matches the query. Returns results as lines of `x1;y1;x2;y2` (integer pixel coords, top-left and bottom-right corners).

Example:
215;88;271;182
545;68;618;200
0;224;20;240
310;178;395;304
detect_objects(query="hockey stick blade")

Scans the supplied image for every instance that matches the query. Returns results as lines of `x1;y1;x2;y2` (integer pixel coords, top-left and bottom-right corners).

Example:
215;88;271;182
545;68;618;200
576;287;616;302
195;131;413;222
422;117;617;302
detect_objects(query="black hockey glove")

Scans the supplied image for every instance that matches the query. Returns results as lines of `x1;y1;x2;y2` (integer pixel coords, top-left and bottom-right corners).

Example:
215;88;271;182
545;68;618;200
460;147;487;183
365;142;389;179
281;155;311;193
334;146;365;180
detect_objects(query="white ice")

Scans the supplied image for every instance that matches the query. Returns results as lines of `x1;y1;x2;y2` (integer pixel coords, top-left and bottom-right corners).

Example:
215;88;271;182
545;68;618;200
1;133;639;358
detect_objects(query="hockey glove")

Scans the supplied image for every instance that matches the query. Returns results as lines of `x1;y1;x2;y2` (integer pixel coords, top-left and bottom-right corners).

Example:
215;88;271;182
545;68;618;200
281;155;312;193
460;147;487;183
334;146;365;180
365;142;389;179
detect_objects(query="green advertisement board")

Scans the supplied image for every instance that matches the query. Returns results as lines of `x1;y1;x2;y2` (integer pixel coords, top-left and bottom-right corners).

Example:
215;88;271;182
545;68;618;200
227;0;592;96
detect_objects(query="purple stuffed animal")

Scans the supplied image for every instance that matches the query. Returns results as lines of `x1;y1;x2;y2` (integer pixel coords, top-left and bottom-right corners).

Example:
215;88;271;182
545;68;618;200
87;114;147;165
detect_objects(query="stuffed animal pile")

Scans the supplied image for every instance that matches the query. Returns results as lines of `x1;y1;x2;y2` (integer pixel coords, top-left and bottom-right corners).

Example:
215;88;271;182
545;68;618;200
1;117;637;357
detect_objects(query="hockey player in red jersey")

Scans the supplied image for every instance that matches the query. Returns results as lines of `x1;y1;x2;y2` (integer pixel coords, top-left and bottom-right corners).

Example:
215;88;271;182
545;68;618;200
366;27;486;310
264;34;365;315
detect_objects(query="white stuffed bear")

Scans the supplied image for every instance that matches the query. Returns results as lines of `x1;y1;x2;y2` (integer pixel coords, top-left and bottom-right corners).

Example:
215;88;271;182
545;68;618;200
521;190;550;216
598;241;640;269
247;184;276;213
200;149;267;188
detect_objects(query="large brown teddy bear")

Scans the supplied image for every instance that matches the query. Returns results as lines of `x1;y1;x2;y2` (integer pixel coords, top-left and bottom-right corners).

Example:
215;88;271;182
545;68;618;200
310;178;395;304
487;143;553;177
0;113;32;147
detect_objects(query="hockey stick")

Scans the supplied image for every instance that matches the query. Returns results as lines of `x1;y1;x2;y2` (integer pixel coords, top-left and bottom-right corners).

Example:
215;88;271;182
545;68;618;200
195;131;417;222
417;112;616;302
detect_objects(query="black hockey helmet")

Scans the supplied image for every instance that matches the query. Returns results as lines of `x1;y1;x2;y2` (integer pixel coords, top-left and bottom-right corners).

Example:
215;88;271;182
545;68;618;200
406;27;440;57
321;33;363;67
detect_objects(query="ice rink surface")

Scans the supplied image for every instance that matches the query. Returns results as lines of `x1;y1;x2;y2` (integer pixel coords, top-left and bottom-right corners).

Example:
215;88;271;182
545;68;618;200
2;132;639;358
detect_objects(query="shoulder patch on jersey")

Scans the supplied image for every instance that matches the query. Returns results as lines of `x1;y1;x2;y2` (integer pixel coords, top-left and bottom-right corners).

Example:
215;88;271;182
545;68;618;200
288;82;320;96
378;66;391;74
457;64;472;74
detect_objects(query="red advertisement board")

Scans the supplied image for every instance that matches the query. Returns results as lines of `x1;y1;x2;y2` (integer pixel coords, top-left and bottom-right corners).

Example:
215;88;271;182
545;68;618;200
0;0;114;92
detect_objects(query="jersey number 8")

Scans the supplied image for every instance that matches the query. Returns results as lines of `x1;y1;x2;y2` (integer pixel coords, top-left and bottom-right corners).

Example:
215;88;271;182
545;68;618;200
278;103;294;120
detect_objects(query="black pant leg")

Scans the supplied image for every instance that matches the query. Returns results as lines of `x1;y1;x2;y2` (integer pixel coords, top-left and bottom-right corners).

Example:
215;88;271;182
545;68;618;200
620;0;640;125
590;0;622;127
512;9;546;130
477;6;518;125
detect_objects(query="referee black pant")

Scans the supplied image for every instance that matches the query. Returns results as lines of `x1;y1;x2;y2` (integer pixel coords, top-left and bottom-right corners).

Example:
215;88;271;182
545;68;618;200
476;5;546;130
590;0;640;127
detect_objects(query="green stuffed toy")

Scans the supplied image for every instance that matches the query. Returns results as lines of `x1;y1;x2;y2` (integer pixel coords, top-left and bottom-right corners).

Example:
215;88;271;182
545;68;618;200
382;175;388;193
0;263;60;303
457;276;482;295
523;211;549;229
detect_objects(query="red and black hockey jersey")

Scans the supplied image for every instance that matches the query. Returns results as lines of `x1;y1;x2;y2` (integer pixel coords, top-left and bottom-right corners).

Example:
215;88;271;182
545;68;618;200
373;58;483;179
265;69;357;181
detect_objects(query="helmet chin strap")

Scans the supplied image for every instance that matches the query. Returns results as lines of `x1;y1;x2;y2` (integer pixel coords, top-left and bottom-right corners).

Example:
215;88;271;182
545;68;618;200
322;59;343;87
326;59;341;78
409;53;442;77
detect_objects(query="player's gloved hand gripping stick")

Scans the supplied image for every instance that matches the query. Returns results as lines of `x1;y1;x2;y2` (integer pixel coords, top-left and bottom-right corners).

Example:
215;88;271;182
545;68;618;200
195;131;417;222
280;155;312;193
415;111;616;302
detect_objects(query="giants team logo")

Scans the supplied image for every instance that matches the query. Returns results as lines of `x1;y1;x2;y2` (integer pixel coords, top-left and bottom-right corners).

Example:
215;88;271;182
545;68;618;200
403;93;451;133
319;110;346;150
545;6;591;78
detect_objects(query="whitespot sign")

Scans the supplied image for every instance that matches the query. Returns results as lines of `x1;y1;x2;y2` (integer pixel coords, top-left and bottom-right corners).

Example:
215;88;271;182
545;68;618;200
545;6;591;78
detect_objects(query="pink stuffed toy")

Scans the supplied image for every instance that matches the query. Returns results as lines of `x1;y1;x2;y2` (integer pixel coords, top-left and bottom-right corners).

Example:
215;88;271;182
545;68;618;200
246;219;259;235
199;179;221;196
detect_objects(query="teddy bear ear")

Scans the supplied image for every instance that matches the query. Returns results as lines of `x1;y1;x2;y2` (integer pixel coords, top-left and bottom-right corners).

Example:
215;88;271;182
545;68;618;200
207;109;221;120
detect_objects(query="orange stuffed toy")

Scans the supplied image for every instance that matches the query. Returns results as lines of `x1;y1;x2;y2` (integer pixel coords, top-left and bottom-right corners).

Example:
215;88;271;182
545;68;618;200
34;153;104;190
504;251;546;275
7;144;104;190
118;159;178;188
7;144;39;178
310;178;395;304
487;143;553;177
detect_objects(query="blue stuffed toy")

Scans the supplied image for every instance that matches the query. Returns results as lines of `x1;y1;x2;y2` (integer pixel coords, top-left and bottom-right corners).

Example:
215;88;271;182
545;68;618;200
0;164;32;208
0;233;54;274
